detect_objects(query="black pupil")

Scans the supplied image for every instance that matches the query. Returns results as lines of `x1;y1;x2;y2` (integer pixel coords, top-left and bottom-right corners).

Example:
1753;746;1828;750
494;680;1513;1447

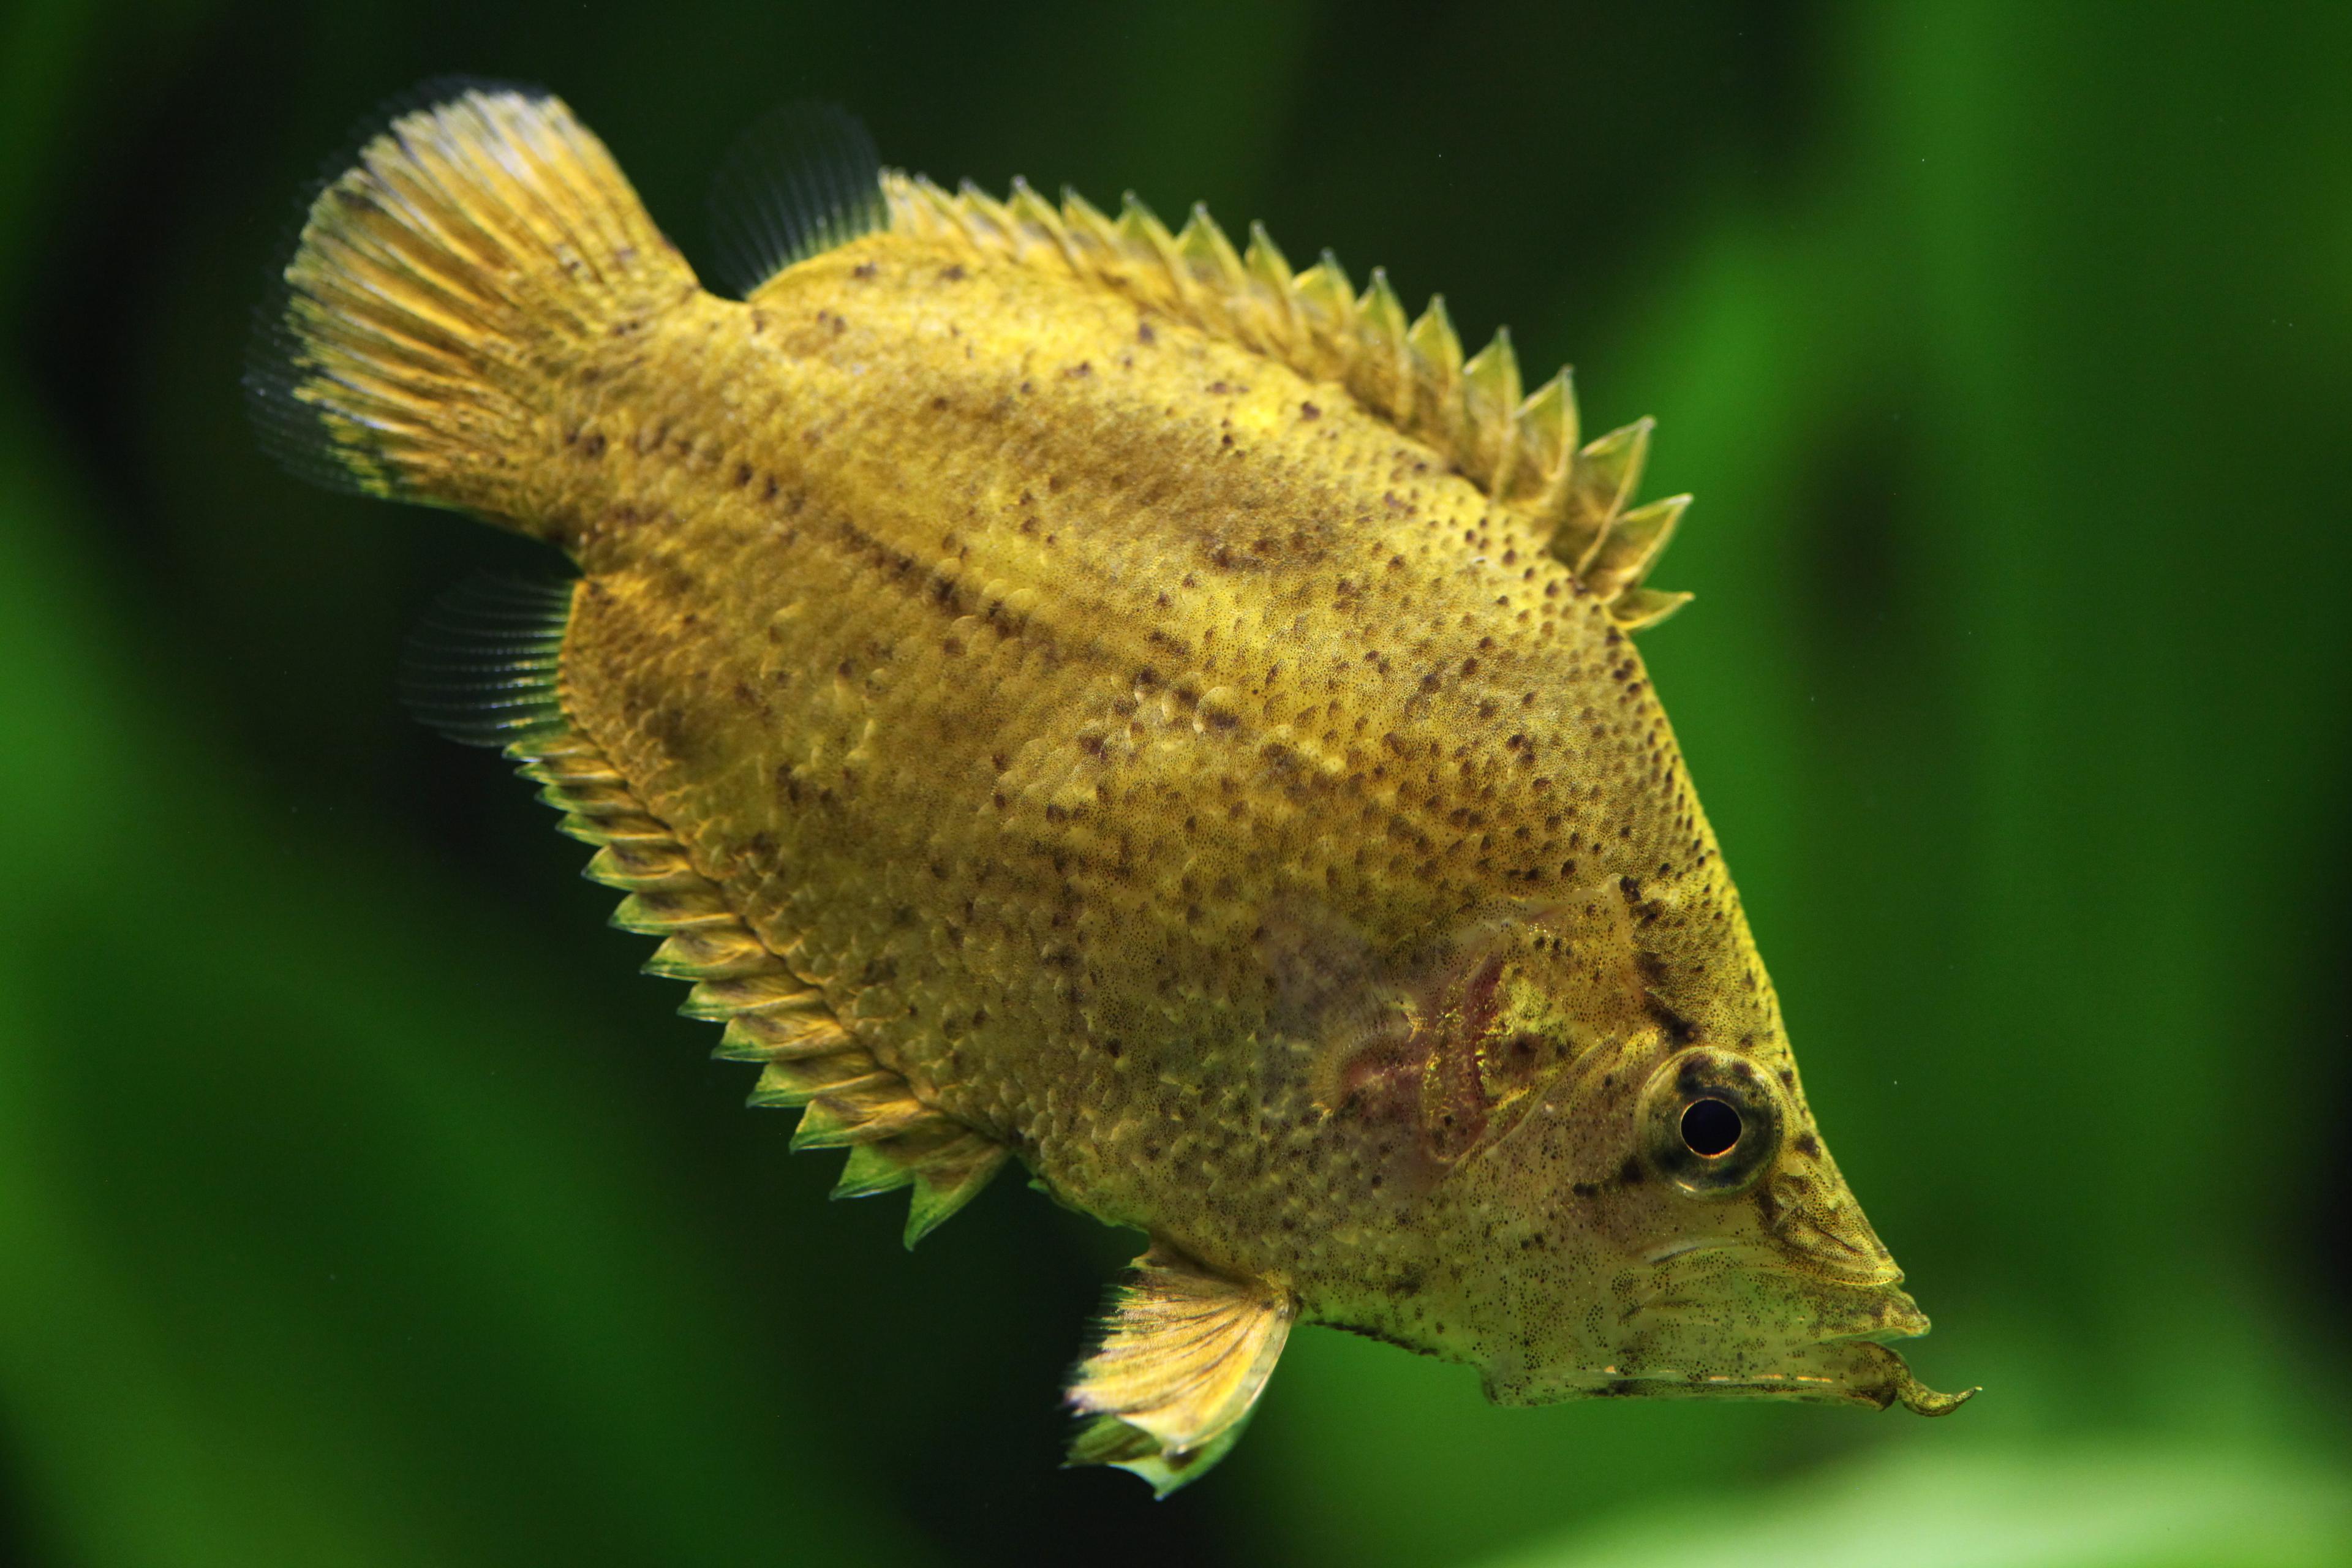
1680;1097;1742;1158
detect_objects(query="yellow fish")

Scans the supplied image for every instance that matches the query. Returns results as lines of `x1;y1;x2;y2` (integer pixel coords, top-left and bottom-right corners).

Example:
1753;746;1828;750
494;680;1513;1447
251;83;1971;1492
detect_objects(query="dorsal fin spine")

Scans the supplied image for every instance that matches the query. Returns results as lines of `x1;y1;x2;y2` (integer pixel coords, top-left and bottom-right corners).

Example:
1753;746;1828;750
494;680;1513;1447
1558;418;1656;578
954;178;1019;252
1460;329;1523;491
1507;369;1580;513
1353;268;1414;425
1243;223;1300;350
1406;295;1464;453
1581;492;1689;600
1608;586;1695;631
1006;178;1078;271
1117;193;1186;313
1177;205;1251;342
1291;252;1356;380
1060;187;1120;271
881;172;1689;622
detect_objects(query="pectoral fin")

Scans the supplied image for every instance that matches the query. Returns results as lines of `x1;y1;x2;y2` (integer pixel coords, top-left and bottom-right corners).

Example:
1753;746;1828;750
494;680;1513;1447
1065;1248;1295;1496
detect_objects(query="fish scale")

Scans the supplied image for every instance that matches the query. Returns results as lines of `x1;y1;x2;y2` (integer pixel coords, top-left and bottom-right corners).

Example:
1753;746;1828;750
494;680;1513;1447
250;83;1970;1494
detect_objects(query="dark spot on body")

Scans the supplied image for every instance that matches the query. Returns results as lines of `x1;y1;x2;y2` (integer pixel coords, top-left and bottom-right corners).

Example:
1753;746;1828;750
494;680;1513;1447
1645;996;1698;1045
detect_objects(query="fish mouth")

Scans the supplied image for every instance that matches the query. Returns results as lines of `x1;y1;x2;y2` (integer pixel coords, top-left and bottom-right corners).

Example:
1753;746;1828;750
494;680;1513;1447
1527;1243;1975;1414
1564;1343;1977;1415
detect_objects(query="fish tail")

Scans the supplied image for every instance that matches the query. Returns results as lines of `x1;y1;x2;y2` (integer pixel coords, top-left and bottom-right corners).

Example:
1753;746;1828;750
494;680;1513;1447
246;81;696;535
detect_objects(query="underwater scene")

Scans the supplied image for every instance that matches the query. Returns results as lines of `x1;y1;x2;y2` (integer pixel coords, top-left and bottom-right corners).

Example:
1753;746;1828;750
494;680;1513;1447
2;2;2347;1564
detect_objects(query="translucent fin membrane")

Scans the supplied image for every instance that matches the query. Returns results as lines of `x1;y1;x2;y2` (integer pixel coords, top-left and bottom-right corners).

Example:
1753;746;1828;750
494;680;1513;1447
707;102;888;300
886;173;1692;629
399;575;575;750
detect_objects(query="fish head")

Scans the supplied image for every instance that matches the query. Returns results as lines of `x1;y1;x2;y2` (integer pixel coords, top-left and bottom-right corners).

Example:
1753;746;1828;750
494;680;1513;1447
1470;1036;1966;1416
1318;895;1972;1418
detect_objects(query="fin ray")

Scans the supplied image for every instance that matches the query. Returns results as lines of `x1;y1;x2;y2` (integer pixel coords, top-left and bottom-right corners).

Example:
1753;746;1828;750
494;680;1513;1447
708;103;887;300
247;83;691;527
399;574;575;750
1064;1248;1295;1496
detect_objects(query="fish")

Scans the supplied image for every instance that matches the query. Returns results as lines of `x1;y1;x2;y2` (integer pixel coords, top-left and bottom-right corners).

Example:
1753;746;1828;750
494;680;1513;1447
248;82;1972;1493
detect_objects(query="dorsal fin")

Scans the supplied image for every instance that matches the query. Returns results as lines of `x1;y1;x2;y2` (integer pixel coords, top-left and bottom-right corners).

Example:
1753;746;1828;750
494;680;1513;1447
707;103;888;300
884;173;1692;630
399;574;575;750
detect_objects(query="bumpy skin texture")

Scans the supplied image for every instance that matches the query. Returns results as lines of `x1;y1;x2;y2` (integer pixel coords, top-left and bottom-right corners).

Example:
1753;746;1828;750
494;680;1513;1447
548;236;1915;1389
260;91;1963;1479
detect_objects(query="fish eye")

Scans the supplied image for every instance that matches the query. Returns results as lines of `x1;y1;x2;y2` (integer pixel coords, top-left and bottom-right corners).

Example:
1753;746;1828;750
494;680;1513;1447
1637;1047;1784;1197
1679;1096;1741;1157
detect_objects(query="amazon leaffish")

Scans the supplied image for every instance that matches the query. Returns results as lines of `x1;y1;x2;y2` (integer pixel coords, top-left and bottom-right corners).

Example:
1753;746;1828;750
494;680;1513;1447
247;83;1972;1493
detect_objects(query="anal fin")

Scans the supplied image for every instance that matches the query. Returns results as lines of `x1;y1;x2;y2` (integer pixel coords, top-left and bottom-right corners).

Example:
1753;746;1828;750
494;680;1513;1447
405;576;1011;1246
1066;1248;1295;1496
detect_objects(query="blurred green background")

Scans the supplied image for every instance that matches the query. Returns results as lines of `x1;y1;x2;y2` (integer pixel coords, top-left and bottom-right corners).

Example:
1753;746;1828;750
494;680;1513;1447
4;1;2348;1564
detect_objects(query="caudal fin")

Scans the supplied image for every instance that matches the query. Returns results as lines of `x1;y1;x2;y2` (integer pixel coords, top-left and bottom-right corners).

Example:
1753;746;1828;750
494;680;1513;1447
246;83;696;534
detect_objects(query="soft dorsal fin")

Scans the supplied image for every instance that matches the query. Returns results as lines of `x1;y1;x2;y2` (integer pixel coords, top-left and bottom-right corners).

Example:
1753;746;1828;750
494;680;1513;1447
883;174;1694;631
1065;1248;1295;1494
706;103;888;300
399;574;575;751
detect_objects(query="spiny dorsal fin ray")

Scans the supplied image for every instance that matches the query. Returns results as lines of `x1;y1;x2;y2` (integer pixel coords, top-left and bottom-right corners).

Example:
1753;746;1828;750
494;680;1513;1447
409;589;1009;1245
1608;586;1695;632
1582;493;1689;601
707;102;887;301
1556;417;1654;573
881;172;1692;625
1064;1247;1295;1496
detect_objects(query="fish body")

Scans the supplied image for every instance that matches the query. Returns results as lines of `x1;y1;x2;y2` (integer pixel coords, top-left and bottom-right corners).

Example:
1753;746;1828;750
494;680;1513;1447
253;86;1969;1490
